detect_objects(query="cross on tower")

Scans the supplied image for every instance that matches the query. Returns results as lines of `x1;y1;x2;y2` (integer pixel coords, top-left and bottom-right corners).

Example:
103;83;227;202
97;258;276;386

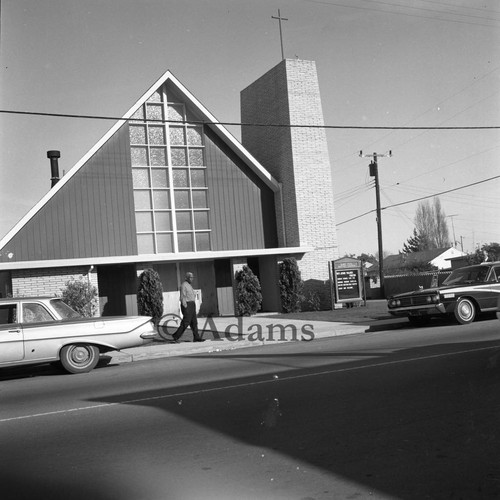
271;9;288;60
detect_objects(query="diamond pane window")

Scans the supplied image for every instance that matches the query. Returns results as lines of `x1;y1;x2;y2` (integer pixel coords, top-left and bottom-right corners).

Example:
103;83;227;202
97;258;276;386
192;190;207;208
133;190;152;210
156;233;173;253
132;168;150;188
171;148;187;166
147;91;162;103
146;104;163;121
194;211;209;230
168;104;184;122
131;147;148;166
135;212;154;232
155;211;172;231
173;169;189;188
174;190;190;209
151;168;168;188
153;190;170;209
188;149;204;166
130;125;146;144
137;234;155;254
195;233;211;252
176;212;192;231
187;127;203;146
190;169;206;188
169;127;185;145
148;126;166;145
150;148;166;166
178;233;194;252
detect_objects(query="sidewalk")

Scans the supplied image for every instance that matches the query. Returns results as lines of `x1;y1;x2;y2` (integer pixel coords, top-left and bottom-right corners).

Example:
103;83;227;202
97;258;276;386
107;300;405;365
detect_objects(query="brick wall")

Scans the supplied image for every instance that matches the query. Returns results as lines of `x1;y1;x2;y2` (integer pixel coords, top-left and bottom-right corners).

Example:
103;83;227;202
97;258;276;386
12;266;99;299
241;59;338;301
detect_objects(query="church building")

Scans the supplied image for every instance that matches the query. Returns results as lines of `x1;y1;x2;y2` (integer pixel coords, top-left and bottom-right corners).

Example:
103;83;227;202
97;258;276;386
0;59;339;316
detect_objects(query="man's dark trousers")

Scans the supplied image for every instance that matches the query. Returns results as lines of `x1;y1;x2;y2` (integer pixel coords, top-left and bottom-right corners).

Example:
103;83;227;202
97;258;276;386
173;301;199;340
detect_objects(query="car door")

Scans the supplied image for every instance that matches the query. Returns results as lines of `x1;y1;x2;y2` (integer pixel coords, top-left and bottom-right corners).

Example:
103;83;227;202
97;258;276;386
21;302;59;362
0;302;24;363
487;266;500;308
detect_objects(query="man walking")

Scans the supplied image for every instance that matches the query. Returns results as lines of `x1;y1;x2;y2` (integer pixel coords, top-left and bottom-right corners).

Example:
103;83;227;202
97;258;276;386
172;272;205;343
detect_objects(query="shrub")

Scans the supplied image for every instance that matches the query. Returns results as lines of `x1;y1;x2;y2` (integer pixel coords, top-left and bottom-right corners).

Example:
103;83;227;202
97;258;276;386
303;290;321;312
235;265;262;316
279;258;303;313
61;278;98;317
137;268;164;326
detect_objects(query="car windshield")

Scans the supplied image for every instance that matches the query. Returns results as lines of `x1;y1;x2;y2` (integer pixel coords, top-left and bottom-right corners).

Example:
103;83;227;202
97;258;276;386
50;299;82;319
443;265;489;285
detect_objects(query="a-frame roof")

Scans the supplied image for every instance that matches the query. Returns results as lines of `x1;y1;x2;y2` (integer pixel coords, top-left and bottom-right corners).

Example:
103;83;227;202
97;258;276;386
0;70;280;254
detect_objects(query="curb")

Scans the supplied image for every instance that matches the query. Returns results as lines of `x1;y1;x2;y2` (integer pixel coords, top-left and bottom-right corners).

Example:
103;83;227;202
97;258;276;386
105;318;407;365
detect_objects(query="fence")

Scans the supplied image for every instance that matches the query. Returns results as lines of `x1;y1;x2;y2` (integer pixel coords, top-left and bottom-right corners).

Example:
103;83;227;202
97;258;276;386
383;271;452;297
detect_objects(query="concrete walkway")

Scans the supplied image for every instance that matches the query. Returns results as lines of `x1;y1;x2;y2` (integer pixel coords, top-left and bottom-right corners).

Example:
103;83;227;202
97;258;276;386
107;305;405;365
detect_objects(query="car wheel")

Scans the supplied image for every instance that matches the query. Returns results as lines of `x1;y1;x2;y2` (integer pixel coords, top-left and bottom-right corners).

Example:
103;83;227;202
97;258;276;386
60;344;100;374
454;298;476;325
408;315;430;327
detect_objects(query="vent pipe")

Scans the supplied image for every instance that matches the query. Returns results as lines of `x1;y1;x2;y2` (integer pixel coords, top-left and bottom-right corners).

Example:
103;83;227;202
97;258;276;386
47;150;61;187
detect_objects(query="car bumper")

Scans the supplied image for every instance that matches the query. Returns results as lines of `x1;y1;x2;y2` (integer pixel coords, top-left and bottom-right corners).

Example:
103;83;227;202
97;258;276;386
388;302;447;317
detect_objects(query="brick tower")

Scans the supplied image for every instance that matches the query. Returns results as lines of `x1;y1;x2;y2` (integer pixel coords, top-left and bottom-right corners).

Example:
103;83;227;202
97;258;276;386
240;59;339;303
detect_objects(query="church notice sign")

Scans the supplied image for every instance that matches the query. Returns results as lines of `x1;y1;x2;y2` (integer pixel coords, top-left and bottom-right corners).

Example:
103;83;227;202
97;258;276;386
333;258;363;303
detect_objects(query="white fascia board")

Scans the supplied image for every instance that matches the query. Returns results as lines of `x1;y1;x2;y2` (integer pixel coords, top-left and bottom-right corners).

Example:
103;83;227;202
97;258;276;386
0;247;313;271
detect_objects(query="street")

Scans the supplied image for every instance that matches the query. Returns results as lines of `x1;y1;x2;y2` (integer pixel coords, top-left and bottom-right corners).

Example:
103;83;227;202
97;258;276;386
1;317;500;499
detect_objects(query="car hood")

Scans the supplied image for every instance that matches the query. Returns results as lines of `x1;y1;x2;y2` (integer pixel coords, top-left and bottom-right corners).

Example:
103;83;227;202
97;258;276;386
389;285;463;299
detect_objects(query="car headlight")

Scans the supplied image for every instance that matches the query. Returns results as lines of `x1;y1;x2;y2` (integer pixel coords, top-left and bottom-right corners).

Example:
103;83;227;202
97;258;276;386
431;294;440;304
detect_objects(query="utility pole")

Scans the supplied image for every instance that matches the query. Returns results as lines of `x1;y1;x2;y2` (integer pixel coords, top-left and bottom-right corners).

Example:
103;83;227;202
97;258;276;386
446;214;458;247
360;150;392;298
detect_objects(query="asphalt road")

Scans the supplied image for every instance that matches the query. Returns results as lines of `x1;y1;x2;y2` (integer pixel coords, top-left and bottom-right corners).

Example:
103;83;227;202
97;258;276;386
1;316;500;500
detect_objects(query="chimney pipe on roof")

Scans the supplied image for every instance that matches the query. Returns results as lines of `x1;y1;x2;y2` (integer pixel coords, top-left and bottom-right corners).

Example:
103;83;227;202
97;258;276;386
47;150;61;187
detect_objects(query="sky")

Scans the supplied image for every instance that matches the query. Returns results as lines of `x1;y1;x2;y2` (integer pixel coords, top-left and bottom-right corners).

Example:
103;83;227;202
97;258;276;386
1;0;499;258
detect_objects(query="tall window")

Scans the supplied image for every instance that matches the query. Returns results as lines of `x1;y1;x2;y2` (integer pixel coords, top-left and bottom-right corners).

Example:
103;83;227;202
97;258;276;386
130;88;211;254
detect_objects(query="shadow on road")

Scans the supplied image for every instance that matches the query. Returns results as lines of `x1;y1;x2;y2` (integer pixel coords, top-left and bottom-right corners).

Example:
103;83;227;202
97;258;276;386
84;337;500;499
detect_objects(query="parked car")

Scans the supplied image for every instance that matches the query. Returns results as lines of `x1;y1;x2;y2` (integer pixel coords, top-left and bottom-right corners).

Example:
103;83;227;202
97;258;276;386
0;297;157;374
387;261;500;325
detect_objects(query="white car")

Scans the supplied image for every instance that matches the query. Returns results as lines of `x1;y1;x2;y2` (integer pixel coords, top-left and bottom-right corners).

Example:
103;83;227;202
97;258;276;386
0;297;156;374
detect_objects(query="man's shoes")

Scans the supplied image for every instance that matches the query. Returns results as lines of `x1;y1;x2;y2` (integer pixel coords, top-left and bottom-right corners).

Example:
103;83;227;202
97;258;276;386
193;338;206;343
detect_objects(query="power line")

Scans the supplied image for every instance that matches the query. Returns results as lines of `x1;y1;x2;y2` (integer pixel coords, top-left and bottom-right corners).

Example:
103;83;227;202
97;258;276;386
337;174;500;226
0;109;499;130
304;0;500;28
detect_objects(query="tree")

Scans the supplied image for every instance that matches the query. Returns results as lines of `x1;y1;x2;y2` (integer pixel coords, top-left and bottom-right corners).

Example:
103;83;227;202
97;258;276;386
402;228;429;254
356;253;377;265
235;265;262;316
279;257;304;313
137;268;164;326
467;242;500;264
61;278;99;317
414;197;450;249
